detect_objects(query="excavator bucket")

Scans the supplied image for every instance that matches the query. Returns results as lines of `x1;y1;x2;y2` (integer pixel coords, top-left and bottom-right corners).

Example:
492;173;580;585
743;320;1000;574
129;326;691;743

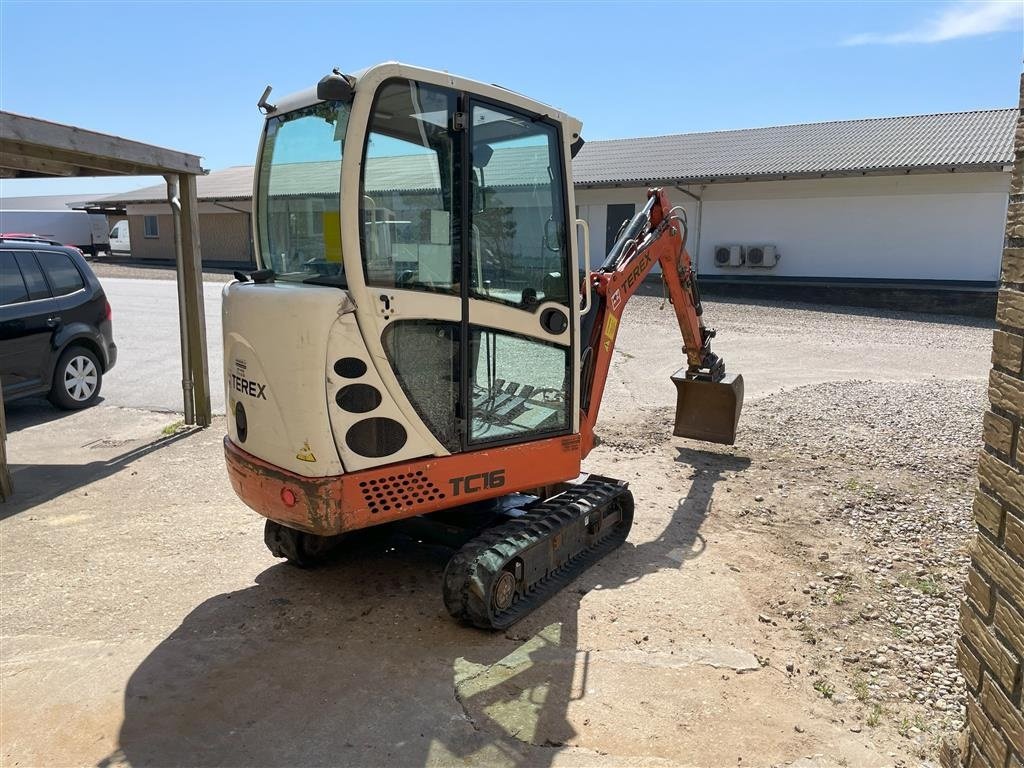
670;370;744;445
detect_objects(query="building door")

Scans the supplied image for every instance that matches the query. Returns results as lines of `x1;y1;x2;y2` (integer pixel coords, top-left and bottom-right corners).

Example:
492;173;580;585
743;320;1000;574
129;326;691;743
605;203;636;256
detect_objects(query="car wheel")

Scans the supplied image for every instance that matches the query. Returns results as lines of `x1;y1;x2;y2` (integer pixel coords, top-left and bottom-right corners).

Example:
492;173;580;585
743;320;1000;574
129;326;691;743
49;346;102;410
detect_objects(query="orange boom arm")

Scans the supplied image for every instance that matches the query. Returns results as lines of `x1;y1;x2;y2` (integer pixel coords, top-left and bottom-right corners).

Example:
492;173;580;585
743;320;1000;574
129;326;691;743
579;188;739;456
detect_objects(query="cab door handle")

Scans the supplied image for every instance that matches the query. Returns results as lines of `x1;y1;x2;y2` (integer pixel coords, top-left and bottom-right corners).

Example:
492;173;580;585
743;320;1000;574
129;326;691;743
46;315;61;327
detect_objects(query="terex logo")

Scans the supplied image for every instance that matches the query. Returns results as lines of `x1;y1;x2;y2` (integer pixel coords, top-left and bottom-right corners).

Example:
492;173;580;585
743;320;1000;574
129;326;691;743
230;372;267;400
624;252;652;291
448;469;505;497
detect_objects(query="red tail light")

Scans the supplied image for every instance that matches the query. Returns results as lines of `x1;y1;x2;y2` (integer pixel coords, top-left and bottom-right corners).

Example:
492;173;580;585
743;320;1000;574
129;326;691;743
104;300;112;321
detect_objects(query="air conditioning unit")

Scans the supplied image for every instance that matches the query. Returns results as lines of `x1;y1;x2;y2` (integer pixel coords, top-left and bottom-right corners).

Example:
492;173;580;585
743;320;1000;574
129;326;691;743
746;244;779;268
713;245;745;267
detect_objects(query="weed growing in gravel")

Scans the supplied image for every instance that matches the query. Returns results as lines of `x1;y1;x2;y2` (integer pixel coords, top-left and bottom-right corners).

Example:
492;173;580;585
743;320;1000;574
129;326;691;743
813;680;835;699
897;716;910;736
867;705;883;728
852;678;870;702
830;590;847;605
161;419;185;436
898;575;946;596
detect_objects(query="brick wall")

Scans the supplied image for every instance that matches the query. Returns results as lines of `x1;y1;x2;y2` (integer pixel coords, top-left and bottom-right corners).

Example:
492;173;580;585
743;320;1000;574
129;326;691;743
954;73;1024;768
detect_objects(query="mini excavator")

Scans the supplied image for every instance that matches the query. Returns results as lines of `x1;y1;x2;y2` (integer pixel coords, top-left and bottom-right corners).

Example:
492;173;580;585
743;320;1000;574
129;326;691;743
222;63;744;629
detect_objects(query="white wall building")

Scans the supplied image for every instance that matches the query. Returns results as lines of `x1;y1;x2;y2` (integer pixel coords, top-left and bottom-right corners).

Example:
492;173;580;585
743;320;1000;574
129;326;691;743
573;109;1016;289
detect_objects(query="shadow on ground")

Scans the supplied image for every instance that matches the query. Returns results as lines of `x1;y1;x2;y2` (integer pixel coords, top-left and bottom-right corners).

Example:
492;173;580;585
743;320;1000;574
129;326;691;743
3;425;196;520
102;446;750;767
4;395;94;434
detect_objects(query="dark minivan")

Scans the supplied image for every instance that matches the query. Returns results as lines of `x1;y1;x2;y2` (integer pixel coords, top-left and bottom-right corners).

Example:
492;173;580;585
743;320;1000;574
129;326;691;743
0;239;116;409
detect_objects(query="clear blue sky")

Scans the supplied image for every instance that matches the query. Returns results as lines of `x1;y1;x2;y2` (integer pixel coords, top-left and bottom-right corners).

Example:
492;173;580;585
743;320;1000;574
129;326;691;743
1;0;1021;196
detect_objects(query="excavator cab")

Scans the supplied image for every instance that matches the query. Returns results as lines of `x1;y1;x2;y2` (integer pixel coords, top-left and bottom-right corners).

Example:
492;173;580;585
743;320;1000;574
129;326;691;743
222;63;743;628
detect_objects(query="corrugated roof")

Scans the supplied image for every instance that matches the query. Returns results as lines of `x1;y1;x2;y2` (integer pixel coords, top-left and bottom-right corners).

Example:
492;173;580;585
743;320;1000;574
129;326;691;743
573;108;1018;185
88;108;1017;204
0;193;114;210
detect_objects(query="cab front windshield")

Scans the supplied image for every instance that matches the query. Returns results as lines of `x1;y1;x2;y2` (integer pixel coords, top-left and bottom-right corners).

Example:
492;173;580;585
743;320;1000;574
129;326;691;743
256;100;349;285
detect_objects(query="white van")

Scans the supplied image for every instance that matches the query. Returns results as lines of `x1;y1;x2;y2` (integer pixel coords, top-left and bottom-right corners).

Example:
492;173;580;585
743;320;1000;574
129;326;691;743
109;220;130;254
0;210;111;256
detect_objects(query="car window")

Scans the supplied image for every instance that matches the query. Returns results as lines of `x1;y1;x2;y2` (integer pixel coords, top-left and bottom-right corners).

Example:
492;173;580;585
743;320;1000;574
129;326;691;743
35;251;85;296
12;252;50;301
0;252;29;305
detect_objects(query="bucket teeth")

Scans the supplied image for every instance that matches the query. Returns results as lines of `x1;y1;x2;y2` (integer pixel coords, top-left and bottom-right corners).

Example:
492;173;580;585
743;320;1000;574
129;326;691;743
671;371;744;445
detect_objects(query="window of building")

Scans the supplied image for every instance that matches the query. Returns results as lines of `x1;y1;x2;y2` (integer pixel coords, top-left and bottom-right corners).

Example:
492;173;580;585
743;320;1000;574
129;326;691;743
143;216;159;238
35;251;85;296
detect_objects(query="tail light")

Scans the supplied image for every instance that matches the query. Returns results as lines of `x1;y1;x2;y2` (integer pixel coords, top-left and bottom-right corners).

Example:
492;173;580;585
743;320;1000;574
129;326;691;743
103;300;112;321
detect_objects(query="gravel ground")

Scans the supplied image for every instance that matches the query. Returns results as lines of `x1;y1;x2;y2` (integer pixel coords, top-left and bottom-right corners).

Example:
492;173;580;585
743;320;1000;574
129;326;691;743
750;377;983;731
604;374;985;762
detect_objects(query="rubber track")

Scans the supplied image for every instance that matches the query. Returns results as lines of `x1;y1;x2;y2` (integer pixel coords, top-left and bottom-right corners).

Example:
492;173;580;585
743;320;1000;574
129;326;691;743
443;477;635;629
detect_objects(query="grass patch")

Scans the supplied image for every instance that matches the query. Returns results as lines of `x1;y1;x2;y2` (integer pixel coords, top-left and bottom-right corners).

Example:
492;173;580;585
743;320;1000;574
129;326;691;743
867;704;883;728
161;419;185;436
852;678;870;702
898;574;946;596
830;590;847;605
813;679;835;699
897;715;910;737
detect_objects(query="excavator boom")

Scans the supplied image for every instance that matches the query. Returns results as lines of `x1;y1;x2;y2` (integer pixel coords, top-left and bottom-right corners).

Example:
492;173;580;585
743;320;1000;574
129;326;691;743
580;188;744;453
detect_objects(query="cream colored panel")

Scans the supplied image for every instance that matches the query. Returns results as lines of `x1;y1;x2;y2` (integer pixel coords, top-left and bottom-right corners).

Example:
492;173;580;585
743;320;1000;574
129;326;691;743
326;311;443;471
468;298;570;346
222;281;346;477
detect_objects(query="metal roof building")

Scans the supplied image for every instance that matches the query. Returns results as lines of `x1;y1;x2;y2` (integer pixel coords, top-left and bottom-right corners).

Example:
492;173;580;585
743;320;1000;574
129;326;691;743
573;108;1017;185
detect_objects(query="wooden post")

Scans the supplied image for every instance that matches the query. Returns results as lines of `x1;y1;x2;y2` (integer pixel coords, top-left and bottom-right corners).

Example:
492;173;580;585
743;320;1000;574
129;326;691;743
0;379;12;502
179;173;212;427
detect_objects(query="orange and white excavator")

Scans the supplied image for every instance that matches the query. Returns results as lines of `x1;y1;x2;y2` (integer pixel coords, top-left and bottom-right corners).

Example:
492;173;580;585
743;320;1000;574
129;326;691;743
222;63;743;628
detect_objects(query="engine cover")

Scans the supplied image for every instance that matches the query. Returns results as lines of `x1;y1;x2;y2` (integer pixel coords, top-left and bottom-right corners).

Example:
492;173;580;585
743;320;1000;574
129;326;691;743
222;280;349;477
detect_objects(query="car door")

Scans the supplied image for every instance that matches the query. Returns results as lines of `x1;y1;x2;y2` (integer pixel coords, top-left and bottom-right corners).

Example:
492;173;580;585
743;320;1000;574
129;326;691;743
0;251;58;394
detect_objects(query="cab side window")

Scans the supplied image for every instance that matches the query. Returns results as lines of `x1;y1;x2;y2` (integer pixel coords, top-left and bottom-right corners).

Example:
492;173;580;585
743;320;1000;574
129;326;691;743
0;253;28;305
468;104;570;308
35;251;85;296
12;252;50;301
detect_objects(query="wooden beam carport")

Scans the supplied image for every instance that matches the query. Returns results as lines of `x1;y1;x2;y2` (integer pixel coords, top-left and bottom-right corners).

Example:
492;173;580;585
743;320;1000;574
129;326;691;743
0;110;211;500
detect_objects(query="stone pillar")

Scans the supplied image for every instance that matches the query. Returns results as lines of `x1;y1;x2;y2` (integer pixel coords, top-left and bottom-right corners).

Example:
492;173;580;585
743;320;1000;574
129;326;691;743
953;73;1024;768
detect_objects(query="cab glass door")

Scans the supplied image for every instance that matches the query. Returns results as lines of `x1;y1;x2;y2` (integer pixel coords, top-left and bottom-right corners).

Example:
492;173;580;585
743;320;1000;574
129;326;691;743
361;80;463;452
466;100;573;445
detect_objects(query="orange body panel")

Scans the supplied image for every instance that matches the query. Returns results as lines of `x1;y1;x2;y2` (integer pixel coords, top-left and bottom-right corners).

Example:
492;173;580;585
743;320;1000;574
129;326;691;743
224;434;582;535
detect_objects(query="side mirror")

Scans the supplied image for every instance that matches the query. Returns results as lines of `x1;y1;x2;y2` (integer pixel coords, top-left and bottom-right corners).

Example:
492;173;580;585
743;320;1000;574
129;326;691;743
472;143;494;169
317;69;354;102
